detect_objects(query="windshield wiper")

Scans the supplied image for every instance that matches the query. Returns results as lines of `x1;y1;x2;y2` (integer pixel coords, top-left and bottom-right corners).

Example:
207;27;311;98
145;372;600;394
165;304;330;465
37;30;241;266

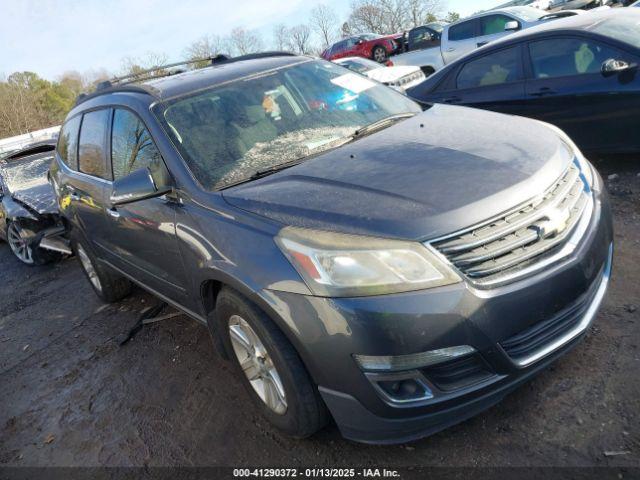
353;112;417;138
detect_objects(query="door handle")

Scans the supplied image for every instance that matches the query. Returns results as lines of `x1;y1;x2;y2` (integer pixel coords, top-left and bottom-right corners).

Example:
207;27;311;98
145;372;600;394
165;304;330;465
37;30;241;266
107;208;121;219
446;47;455;52
443;96;462;104
530;87;556;97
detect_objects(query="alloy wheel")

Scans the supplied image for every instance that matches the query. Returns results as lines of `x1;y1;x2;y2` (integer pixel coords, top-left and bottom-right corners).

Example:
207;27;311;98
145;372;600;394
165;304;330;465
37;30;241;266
373;48;387;63
7;223;34;265
228;315;288;415
76;244;102;292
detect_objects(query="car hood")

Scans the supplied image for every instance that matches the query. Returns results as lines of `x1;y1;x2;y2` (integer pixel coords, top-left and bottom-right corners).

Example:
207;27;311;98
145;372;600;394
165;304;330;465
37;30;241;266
222;105;573;241
366;66;420;83
11;183;58;215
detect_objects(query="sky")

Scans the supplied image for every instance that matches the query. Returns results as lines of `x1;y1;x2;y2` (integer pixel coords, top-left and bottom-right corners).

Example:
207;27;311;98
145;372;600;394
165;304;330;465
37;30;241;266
0;0;501;80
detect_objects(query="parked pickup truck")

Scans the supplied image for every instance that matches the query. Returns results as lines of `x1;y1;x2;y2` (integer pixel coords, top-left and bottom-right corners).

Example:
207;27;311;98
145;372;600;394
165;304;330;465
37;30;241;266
392;6;549;74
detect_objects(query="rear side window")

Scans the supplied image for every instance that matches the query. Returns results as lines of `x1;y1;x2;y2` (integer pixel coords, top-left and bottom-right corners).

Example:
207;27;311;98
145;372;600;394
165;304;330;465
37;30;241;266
78;109;110;179
529;37;629;79
448;20;476;41
457;47;522;89
57;116;81;169
111;109;163;180
479;15;514;36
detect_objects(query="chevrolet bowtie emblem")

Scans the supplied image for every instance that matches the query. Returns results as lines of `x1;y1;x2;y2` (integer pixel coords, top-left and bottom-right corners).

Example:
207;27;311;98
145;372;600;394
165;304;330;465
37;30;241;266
535;207;571;239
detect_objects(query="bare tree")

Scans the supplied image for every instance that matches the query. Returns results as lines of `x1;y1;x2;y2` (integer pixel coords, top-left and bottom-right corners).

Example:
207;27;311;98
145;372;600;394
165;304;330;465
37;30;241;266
310;4;339;49
287;24;313;54
183;35;228;68
272;23;289;51
120;51;169;81
228;27;264;56
348;0;443;34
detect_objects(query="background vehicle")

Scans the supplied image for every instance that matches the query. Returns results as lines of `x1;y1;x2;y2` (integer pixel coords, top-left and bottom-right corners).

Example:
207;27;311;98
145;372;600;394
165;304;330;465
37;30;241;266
407;9;640;153
334;57;426;92
404;22;446;52
0;140;67;265
321;34;398;63
50;53;612;444
392;7;549;73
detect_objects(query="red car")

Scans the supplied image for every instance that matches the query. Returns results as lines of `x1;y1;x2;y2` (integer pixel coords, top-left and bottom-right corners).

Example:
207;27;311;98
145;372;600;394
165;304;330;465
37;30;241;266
321;33;398;63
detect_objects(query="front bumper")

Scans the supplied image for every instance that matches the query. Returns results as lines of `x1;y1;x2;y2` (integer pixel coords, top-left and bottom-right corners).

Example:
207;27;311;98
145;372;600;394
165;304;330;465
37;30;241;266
262;180;613;444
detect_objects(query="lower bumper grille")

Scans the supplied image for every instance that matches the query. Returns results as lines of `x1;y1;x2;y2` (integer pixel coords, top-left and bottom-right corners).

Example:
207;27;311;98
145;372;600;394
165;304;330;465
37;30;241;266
432;160;591;285
421;353;495;392
500;261;607;366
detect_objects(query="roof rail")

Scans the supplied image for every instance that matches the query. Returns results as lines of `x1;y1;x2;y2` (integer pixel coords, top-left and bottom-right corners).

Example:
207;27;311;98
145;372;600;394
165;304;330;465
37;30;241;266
74;84;156;107
73;51;297;107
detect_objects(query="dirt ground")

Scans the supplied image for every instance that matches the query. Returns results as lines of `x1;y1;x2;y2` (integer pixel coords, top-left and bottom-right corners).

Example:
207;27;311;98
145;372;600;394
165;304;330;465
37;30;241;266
0;157;638;469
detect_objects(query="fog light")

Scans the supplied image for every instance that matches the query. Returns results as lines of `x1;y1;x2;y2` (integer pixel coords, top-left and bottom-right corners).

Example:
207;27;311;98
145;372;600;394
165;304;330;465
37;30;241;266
354;345;476;372
376;378;433;402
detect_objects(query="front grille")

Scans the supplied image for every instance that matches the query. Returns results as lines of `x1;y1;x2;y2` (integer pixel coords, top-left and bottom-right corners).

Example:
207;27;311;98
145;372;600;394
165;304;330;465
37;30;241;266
500;270;602;364
421;353;495;392
432;161;590;285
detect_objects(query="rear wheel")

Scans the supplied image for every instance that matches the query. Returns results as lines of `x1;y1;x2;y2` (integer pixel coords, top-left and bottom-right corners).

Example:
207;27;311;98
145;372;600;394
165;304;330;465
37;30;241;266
6;221;61;266
72;234;132;302
372;45;388;63
215;287;328;438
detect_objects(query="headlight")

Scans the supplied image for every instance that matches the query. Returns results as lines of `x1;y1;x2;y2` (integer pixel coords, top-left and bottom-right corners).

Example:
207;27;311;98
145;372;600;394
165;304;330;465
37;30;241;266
276;227;461;297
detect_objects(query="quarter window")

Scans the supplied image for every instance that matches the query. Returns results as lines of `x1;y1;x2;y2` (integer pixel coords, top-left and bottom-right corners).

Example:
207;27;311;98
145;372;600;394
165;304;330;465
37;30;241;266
457;47;522;89
78;109;110;179
448;20;476;41
529;37;628;79
57;116;81;169
111;109;162;180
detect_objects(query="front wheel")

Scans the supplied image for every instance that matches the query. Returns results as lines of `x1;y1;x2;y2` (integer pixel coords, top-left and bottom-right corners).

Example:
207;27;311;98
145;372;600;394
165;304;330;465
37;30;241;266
372;45;388;63
6;221;61;266
215;287;328;438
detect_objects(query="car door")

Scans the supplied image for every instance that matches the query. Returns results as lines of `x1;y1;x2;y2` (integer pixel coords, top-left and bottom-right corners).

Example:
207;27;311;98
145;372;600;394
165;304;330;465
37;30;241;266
65;109;112;248
443;19;479;64
408;26;440;51
101;107;189;305
432;45;527;115
523;35;640;151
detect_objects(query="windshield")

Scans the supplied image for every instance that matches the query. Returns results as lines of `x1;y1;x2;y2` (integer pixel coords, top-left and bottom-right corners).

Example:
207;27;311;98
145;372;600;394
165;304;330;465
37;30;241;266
155;59;420;190
591;16;640;49
426;22;445;33
508;6;546;22
337;58;381;74
1;154;53;192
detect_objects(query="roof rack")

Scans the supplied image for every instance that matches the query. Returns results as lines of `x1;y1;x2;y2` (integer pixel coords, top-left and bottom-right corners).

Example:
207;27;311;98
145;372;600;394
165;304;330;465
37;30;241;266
74;51;296;106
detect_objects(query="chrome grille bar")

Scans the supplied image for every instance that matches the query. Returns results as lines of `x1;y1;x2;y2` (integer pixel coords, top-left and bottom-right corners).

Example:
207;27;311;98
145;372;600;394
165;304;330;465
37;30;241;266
431;162;591;285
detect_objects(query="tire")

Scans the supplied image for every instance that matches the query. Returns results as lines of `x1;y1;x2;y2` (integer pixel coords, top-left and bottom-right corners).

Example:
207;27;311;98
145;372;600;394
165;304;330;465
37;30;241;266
215;287;328;438
372;45;388;63
6;221;62;266
71;233;132;303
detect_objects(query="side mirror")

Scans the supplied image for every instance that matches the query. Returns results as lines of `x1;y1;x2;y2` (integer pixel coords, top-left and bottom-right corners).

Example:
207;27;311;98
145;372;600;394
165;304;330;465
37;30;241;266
356;39;364;45
110;167;173;206
601;58;637;77
504;21;520;32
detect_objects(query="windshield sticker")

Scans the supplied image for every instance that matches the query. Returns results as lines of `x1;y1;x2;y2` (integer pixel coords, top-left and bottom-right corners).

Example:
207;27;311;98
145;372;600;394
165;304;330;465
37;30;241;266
331;73;376;94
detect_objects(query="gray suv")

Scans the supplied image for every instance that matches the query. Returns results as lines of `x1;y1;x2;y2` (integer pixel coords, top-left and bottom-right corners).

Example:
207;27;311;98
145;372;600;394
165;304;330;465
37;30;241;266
50;53;613;444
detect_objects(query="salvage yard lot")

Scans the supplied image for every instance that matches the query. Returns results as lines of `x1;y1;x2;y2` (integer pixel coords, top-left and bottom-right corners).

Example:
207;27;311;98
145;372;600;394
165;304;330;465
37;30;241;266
0;157;638;468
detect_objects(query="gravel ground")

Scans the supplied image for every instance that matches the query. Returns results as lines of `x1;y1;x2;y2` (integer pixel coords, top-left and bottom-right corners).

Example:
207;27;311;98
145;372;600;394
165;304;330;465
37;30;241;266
0;157;638;469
